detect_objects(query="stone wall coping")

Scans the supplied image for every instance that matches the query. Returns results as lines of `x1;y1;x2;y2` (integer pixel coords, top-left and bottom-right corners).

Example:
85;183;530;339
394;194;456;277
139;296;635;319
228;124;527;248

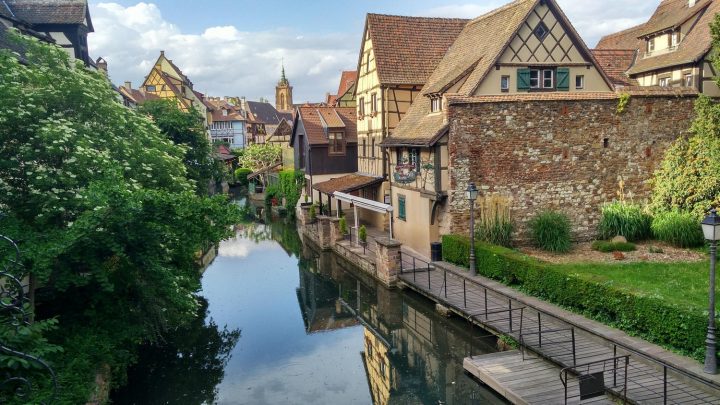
375;237;402;248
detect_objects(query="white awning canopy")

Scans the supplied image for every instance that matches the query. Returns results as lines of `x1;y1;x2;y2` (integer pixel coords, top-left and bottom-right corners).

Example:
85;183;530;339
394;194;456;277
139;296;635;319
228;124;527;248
333;191;394;238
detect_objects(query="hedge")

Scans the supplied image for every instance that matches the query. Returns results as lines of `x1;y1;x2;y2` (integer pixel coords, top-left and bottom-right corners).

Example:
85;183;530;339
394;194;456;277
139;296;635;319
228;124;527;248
442;234;711;360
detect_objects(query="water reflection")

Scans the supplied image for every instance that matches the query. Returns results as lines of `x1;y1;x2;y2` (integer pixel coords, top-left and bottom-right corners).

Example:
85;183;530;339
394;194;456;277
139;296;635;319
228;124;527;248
297;243;506;405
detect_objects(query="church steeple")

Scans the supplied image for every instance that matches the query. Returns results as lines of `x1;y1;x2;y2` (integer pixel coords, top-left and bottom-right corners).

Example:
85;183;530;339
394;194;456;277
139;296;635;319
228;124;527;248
275;61;293;111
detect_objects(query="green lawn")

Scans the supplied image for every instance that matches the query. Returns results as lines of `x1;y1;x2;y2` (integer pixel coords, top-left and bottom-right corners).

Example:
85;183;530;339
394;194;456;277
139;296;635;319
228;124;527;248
552;260;716;311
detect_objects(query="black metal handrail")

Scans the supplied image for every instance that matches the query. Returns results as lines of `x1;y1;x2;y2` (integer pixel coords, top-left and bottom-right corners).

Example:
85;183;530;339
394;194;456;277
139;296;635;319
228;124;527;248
560;355;630;404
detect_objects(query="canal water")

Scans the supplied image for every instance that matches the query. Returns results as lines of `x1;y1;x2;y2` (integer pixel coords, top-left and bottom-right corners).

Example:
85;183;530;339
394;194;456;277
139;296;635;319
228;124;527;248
112;201;506;404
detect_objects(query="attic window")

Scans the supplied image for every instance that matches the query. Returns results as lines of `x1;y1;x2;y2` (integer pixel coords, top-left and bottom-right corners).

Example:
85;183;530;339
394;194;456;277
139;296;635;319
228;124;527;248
533;22;549;41
146;85;156;92
430;97;442;112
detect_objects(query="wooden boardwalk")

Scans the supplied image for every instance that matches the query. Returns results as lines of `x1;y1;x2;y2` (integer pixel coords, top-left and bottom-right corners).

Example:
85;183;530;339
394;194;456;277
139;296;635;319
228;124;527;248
397;259;720;405
464;350;615;405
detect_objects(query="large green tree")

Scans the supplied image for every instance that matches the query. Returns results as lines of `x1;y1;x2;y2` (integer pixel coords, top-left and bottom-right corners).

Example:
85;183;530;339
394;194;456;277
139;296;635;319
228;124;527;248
0;31;239;402
137;99;222;196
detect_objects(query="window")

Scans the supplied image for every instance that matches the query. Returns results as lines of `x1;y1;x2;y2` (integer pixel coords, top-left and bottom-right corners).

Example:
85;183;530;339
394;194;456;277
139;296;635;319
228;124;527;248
371;138;376;158
430;97;442;112
658;77;671;87
362;139;366;157
329;131;346;155
529;70;540;88
684;74;693;87
647;38;655;53
670;31;680;48
533;22;549;41
146;85;157;92
575;75;584;89
398;195;406;220
371;93;378;114
358;97;365;117
543;70;554;88
409;148;420;172
366;53;371;73
222;109;228;116
501;75;510;92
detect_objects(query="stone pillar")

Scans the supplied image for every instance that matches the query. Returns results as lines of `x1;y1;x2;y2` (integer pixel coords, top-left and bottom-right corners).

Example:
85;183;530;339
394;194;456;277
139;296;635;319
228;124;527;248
298;204;312;226
375;237;402;287
316;216;332;250
328;217;344;244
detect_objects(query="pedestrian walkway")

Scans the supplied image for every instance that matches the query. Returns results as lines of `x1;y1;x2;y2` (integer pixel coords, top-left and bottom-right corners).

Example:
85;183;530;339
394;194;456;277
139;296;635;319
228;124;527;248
397;255;720;404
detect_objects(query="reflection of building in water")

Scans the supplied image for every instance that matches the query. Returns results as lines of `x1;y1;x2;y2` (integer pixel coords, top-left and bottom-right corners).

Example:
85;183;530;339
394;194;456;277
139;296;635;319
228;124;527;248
298;245;503;404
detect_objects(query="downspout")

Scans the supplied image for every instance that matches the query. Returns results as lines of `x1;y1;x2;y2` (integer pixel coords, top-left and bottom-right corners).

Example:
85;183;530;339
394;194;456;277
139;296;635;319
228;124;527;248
382;86;394;239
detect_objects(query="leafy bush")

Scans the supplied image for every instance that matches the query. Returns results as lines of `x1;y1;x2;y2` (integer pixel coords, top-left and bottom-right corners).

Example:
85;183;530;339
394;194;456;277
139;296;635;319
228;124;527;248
651;210;705;248
591;240;637;252
598;201;652;241
264;184;280;205
476;221;514;248
234;168;252;187
441;235;710;360
309;204;317;220
359;225;367;243
529;210;572;253
338;216;348;235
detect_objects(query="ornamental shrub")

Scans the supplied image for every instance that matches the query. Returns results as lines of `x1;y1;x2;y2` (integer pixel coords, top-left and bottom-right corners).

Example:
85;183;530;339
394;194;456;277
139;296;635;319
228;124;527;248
529;210;572;253
651;210;705;248
598;201;652;241
591;240;637;252
476;220;513;248
234;168;252;187
359;225;367;243
339;216;348;235
309;204;317;220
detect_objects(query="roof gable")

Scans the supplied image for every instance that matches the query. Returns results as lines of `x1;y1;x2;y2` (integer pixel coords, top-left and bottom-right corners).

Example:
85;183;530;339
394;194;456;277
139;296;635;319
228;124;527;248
637;0;711;38
5;0;92;30
295;107;357;146
362;13;468;85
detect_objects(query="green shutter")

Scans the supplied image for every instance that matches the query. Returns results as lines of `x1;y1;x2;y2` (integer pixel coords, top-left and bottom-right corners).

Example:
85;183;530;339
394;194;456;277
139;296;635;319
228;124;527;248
557;68;570;91
517;69;531;91
398;196;406;220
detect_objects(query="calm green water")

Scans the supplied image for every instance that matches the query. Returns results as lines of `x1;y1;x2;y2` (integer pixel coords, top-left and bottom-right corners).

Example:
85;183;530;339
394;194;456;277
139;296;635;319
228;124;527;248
112;200;505;404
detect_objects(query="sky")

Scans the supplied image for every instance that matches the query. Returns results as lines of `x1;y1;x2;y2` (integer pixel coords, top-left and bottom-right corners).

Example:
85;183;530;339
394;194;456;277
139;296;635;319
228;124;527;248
88;0;661;104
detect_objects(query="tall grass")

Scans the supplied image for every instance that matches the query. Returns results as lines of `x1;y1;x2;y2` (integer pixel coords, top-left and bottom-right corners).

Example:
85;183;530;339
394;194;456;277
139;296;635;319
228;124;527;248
529;210;572;253
651;210;705;248
475;194;514;247
597;201;652;241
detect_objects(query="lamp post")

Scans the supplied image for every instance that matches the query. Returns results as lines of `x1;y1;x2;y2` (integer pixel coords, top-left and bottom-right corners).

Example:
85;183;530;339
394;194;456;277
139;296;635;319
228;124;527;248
465;183;479;273
702;208;720;374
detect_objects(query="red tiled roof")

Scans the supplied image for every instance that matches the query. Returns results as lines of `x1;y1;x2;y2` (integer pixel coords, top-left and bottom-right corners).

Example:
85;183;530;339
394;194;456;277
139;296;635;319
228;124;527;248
296;107;357;145
591;49;638;86
313;174;383;194
637;0;711;37
118;86;159;104
5;0;92;30
595;23;646;50
336;70;357;97
366;13;468;85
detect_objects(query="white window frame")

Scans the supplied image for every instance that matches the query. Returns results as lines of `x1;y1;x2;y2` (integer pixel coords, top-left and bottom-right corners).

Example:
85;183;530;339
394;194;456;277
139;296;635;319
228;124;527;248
543;69;554;89
430;97;442;113
530;70;540;89
684;74;693;87
658;77;671;87
501;75;510;92
575;75;585;90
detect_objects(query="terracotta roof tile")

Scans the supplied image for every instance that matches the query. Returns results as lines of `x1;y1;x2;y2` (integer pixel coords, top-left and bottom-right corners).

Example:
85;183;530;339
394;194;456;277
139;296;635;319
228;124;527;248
313;174;383;194
366;13;468;85
595;23;647;50
118;86;159;104
637;0;711;37
296;107;357;145
337;70;357;97
445;87;698;104
591;49;638;86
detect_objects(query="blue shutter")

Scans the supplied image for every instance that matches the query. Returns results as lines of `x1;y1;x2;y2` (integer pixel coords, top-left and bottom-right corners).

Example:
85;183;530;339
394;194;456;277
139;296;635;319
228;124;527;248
517;69;531;91
557;68;570;91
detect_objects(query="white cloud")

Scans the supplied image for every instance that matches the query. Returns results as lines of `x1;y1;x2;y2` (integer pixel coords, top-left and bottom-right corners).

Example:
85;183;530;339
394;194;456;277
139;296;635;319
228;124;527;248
88;2;357;103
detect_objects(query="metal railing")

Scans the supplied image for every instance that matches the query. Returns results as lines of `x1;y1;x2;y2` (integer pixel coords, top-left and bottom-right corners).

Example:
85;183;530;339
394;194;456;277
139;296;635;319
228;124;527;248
560;355;630;404
396;252;720;404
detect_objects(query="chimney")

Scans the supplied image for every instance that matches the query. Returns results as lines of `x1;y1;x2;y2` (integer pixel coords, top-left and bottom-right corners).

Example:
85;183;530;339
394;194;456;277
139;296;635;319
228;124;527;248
124;81;132;90
689;0;697;6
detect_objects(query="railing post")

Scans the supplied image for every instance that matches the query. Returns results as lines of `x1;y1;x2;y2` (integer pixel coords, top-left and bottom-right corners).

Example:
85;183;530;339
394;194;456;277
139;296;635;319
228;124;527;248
663;365;667;405
519;308;524;336
571;328;577;366
444;270;447;298
463;279;467;308
509;299;513;332
484;288;488;320
427;263;431;290
538;313;542;347
623;357;629;405
614;345;617;387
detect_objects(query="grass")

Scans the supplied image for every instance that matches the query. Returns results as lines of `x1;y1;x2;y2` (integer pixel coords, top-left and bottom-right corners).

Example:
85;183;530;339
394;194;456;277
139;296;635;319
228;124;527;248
553;260;714;311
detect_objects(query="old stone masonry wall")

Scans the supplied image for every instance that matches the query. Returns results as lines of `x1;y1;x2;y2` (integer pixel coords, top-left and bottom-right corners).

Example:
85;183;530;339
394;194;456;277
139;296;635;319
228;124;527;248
446;95;696;243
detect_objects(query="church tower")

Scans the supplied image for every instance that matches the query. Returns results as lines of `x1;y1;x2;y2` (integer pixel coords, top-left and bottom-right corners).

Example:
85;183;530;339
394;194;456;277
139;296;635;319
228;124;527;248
275;64;293;112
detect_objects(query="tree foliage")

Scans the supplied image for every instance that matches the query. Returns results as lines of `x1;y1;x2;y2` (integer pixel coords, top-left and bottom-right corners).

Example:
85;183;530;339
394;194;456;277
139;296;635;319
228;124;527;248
239;144;281;186
0;30;240;401
137;99;222;196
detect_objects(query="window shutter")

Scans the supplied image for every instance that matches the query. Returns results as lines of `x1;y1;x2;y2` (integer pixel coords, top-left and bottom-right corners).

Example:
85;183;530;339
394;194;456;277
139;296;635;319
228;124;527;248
557;68;570;91
517;69;531;91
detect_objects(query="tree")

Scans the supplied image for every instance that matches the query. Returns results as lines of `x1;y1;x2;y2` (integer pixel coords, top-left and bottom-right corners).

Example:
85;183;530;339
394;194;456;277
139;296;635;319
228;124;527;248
137;99;222;196
0;30;240;402
239;144;281;186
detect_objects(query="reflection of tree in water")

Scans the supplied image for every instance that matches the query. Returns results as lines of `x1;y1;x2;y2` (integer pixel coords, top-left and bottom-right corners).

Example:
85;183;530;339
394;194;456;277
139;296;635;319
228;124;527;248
111;297;240;405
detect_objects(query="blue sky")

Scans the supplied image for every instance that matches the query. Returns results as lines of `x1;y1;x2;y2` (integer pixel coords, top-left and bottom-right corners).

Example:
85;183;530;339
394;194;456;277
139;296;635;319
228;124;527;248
88;1;660;103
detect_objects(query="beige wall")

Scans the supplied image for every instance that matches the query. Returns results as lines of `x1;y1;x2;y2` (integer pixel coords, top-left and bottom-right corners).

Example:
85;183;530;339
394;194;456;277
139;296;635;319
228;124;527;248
476;66;608;95
392;188;437;256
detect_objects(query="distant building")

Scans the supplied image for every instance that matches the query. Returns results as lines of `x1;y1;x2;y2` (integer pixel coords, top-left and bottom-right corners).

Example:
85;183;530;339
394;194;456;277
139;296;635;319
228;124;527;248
243;98;292;145
325;70;358;107
207;97;247;149
275;65;294;112
0;0;94;66
596;0;720;95
266;119;294;167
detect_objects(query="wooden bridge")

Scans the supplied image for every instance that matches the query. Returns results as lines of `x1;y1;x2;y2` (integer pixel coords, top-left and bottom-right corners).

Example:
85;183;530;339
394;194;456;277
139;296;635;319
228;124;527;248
397;252;720;404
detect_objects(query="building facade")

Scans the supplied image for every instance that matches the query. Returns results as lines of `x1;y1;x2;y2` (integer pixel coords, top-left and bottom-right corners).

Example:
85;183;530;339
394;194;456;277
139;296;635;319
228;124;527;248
596;0;720;96
208;97;247;149
275;65;294;112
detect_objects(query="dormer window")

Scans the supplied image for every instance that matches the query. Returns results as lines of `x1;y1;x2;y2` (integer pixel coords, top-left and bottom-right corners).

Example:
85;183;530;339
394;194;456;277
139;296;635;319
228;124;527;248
670;30;680;48
430;97;442;112
329;131;346;155
222;109;228;117
647;38;655;53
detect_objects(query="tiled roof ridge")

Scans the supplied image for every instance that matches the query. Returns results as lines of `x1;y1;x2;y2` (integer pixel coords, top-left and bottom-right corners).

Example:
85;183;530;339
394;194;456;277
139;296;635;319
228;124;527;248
367;12;469;22
466;0;534;26
445;87;699;104
599;22;648;41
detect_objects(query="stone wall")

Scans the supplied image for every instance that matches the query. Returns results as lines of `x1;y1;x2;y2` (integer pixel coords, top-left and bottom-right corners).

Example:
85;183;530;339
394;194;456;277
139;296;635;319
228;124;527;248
446;95;696;243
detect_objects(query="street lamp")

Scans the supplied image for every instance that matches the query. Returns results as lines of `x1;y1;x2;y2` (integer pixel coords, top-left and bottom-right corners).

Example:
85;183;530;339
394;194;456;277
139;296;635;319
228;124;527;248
465;183;479;273
702;208;720;374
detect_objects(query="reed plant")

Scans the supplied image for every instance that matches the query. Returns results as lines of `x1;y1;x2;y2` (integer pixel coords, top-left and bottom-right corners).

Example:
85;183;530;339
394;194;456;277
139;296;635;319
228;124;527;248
529;210;572;253
651;210;705;248
475;194;514;247
597;201;652;241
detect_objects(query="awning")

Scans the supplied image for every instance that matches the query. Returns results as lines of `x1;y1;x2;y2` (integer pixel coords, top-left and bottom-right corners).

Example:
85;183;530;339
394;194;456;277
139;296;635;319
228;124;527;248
333;191;394;238
313;174;383;195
